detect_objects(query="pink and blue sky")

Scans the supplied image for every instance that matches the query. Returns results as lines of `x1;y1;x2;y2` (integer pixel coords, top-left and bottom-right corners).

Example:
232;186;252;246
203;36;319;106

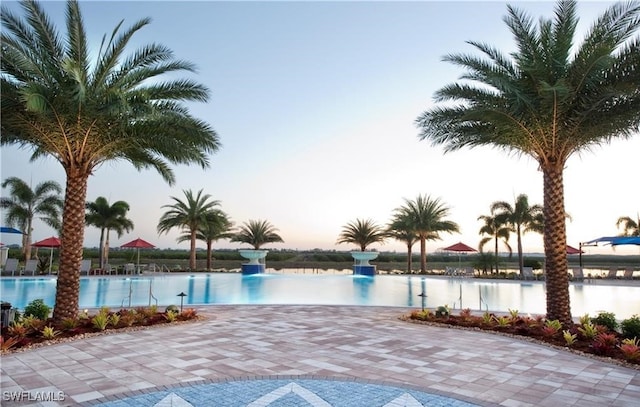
1;1;638;256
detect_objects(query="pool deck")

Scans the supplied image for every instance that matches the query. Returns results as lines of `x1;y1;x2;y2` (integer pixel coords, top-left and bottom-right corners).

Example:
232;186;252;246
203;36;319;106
1;305;639;406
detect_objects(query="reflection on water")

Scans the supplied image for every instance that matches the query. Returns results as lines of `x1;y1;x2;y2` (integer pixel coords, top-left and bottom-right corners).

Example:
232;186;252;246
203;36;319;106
1;273;639;319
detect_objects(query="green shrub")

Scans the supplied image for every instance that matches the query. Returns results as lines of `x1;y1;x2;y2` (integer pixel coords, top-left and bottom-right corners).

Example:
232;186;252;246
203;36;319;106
24;299;51;320
591;312;618;332
621;315;640;339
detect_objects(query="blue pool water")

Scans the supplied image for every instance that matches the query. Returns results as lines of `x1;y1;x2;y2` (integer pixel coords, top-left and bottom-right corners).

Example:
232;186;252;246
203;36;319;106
1;273;639;318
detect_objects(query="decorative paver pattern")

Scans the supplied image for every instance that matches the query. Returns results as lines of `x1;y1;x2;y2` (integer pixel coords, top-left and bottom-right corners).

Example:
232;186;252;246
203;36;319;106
1;305;639;406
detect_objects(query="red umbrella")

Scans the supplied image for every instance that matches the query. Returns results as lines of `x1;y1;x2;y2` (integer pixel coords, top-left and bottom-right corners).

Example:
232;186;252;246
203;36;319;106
33;236;61;273
566;245;583;255
442;242;477;269
121;238;156;272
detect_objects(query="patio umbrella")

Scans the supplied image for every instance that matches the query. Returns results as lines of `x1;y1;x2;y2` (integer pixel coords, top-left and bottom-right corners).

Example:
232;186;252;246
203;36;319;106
0;227;23;234
566;245;583;255
442;242;477;268
120;238;155;272
32;236;61;273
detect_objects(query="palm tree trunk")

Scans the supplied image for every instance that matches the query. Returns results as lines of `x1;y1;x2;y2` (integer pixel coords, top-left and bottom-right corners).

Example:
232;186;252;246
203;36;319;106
53;172;89;322
25;218;33;260
517;224;524;274
406;243;412;273
206;241;212;270
420;237;426;273
104;229;110;269
189;231;197;270
494;236;499;273
98;228;106;268
543;165;572;325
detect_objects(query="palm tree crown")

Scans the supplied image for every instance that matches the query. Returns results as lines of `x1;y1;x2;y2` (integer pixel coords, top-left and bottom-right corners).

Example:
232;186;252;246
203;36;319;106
0;177;63;260
85;197;134;269
178;209;233;270
1;0;220;321
491;194;543;274
616;214;640;237
158;189;222;270
336;218;386;252
477;212;512;273
393;194;459;273
416;0;640;324
387;213;418;273
231;219;284;250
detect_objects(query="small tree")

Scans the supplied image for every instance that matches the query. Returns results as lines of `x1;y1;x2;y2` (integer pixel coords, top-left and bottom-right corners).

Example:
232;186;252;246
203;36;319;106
231;219;284;250
336;218;386;252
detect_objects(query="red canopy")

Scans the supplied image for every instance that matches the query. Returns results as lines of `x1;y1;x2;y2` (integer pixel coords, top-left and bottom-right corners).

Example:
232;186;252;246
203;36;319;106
121;238;155;249
442;242;477;252
32;236;61;248
566;245;583;255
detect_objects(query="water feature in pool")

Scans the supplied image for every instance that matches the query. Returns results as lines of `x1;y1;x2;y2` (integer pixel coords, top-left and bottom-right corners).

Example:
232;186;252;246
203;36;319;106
1;273;638;318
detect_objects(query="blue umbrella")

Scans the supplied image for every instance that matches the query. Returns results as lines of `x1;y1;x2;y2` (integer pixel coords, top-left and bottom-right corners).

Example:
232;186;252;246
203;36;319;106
0;227;23;234
584;236;640;246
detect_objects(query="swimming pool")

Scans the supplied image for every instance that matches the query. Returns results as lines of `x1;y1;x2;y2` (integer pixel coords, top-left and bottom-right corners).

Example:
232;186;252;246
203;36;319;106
1;273;638;318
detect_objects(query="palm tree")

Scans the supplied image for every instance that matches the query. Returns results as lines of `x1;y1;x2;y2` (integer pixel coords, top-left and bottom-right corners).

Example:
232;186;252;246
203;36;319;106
178;209;232;270
387;213;418;273
231;219;284;250
1;1;219;321
616;214;640;237
85;197;134;269
477;212;512;273
158;190;221;270
0;177;63;260
393;195;459;273
415;0;640;324
336;218;386;252
491;195;544;275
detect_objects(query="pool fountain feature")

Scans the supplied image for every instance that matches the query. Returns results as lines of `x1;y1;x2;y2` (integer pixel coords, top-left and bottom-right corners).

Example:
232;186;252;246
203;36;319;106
239;249;268;274
351;251;378;275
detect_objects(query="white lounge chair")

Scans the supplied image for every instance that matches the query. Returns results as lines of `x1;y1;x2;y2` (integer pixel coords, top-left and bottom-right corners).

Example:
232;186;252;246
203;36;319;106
606;268;618;279
571;267;584;282
79;259;92;276
521;267;535;280
1;258;19;276
124;263;136;275
22;259;38;276
623;268;634;280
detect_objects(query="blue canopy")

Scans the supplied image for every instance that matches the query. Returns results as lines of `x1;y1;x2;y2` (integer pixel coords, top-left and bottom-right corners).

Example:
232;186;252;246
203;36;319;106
584;236;640;246
0;227;23;234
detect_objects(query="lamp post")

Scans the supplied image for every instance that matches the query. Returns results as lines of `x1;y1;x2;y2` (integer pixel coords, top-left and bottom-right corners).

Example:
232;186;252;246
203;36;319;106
177;292;187;313
418;292;427;312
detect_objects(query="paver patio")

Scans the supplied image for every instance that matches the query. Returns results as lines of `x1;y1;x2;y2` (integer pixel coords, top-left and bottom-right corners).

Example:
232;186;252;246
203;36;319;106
1;305;639;406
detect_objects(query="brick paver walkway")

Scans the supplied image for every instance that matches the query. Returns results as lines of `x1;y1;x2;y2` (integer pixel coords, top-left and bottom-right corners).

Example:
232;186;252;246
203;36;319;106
1;305;639;406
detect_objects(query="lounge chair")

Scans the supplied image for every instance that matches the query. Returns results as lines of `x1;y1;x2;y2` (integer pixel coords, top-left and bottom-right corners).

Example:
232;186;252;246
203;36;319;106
79;259;92;276
22;259;38;276
521;267;535;280
462;267;475;278
1;258;19;276
571;267;584;282
124;263;136;275
623;268;634;280
606;268;618;279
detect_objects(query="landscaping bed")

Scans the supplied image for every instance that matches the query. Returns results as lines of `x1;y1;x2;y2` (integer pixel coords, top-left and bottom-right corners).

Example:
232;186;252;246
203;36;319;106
403;307;640;369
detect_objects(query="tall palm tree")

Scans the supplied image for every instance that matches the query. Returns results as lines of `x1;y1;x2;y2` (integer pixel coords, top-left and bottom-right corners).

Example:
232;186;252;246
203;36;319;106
158;190;221;270
415;0;640;324
0;177;63;260
616;214;640;237
1;0;220;321
85;197;134;269
491;194;544;275
178;209;232;270
477;212;512;273
393;195;459;273
231;219;284;250
387;213;418;273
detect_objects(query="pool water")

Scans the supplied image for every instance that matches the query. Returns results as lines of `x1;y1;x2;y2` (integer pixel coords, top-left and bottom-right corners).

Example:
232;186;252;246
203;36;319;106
1;273;639;318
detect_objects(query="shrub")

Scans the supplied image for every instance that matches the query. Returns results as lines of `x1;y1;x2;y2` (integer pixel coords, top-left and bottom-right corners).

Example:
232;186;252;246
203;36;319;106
578;322;599;339
23;299;51;320
591;312;618;332
620;315;640;339
41;326;60;339
92;313;109;331
591;332;618;355
435;305;450;318
563;330;577;346
619;338;640;361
